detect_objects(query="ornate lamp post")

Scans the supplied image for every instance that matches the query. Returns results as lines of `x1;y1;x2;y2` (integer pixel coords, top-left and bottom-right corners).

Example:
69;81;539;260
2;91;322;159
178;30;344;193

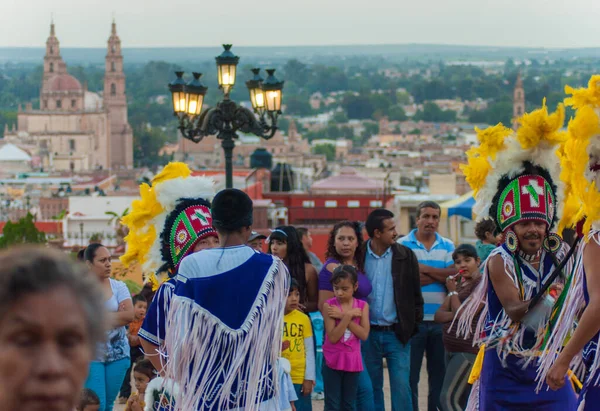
169;44;284;189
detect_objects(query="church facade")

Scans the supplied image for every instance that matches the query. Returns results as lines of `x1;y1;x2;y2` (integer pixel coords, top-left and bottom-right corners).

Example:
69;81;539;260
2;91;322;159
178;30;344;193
4;21;134;171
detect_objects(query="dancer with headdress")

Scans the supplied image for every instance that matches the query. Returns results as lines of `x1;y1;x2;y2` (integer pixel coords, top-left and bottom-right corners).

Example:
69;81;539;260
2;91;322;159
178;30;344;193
456;102;578;410
118;162;217;410
537;75;600;410
163;188;289;410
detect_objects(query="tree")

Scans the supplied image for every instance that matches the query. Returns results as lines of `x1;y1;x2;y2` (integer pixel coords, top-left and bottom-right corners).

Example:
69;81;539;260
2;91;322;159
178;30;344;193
388;105;407;121
342;94;375;119
284;95;312;116
414;102;456;122
0;213;46;248
313;144;336;161
133;126;172;168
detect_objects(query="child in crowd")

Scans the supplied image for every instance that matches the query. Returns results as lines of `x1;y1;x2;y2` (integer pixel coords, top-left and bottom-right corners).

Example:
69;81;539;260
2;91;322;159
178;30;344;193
434;244;482;411
278;357;298;411
474;218;500;262
125;359;157;411
76;388;100;411
282;279;316;411
118;294;148;402
322;265;370;411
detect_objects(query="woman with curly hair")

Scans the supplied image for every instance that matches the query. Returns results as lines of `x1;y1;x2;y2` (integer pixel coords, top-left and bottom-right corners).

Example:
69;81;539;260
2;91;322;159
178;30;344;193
318;221;371;310
268;225;319;313
318;221;375;411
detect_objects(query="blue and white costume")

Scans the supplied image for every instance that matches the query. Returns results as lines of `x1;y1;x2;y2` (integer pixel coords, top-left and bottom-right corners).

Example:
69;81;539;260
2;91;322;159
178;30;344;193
163;245;289;411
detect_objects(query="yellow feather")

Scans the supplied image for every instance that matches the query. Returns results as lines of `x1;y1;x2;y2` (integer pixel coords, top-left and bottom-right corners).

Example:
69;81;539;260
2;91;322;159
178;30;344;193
516;100;566;150
151;162;191;185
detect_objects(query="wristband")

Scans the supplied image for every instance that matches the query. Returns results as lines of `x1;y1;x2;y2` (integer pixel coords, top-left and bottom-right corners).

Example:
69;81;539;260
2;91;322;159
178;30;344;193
447;291;458;297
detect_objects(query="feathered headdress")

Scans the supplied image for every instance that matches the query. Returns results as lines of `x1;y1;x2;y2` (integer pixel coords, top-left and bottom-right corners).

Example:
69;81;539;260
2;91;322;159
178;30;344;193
462;100;566;246
558;75;600;235
120;162;216;282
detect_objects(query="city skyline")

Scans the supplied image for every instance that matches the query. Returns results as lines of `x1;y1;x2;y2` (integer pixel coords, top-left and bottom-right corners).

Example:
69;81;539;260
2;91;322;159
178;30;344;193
1;0;599;49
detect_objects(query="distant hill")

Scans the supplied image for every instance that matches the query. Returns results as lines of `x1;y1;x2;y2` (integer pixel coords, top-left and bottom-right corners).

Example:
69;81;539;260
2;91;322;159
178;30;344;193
1;44;600;66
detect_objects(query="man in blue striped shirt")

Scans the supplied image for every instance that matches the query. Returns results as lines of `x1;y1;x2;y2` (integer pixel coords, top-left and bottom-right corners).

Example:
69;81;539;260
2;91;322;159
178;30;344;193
398;201;456;411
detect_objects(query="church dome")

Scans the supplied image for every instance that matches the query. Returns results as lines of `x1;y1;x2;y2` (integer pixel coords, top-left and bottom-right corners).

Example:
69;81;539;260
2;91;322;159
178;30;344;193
48;74;82;92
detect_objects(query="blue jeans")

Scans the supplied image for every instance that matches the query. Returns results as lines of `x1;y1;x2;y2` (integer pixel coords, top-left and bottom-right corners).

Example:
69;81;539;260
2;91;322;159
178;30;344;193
362;329;412;411
293;384;313;411
85;358;130;411
356;365;375;411
322;363;360;411
410;321;446;411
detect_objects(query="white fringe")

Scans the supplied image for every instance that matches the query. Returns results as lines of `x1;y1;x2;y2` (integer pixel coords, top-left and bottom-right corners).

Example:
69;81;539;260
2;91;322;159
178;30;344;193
536;230;600;392
454;244;570;368
163;259;288;411
465;379;480;411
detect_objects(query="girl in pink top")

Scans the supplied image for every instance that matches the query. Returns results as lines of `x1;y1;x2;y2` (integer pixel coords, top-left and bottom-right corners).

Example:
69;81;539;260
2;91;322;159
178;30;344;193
322;265;370;411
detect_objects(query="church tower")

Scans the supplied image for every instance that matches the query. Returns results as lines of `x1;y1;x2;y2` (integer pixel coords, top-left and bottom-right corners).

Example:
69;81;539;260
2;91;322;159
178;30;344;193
512;72;525;130
42;20;67;92
104;20;133;169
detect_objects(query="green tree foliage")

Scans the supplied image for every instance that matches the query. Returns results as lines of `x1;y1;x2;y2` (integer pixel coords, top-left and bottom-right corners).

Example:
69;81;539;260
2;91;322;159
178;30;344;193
313;144;336;161
133;125;173;168
414;102;457;122
0;111;17;137
0;213;46;248
284;95;313;116
468;100;513;126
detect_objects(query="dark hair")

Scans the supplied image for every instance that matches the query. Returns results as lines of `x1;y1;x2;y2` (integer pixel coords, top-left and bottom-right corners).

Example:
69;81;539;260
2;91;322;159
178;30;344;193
289;278;300;293
325;221;365;272
76;248;85;262
132;294;147;306
416;201;441;218
365;209;394;238
474;218;497;241
211;189;253;233
330;265;358;286
268;225;309;301
133;358;156;380
138;282;155;306
83;243;105;263
78;388;100;410
0;247;106;354
452;244;479;261
296;227;309;239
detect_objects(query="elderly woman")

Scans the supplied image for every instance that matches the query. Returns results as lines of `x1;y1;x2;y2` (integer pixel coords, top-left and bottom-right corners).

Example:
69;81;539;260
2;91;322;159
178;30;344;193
83;243;134;411
0;246;106;411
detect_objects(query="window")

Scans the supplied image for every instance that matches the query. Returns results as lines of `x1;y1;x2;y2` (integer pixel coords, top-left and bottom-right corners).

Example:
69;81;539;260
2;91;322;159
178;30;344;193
111;45;116;53
517;106;523;116
516;91;521;99
302;200;315;208
71;99;76;108
49;62;54;73
347;200;360;208
43;100;48;109
370;200;383;208
111;61;116;72
56;100;62;108
69;139;75;151
50;46;54;54
325;200;337;208
110;83;116;96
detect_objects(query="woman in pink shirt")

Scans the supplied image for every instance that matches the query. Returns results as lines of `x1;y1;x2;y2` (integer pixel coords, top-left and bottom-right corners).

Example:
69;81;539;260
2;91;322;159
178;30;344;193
322;265;370;411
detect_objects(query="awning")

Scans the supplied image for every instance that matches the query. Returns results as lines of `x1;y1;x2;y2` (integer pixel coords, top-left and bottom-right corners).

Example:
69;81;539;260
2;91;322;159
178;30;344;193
440;191;475;220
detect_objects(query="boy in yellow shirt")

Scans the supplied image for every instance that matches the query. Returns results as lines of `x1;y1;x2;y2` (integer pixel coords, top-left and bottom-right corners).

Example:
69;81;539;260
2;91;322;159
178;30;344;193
282;279;316;411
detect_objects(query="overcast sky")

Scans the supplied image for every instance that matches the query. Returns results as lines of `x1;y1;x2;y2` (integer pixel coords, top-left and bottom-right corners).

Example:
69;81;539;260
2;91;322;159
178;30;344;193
2;0;599;48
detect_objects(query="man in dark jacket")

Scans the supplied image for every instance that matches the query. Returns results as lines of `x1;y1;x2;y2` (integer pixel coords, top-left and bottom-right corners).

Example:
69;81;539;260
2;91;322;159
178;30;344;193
361;208;423;411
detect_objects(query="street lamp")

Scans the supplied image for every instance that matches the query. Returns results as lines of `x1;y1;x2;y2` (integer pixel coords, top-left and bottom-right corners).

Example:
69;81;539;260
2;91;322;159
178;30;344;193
169;44;284;189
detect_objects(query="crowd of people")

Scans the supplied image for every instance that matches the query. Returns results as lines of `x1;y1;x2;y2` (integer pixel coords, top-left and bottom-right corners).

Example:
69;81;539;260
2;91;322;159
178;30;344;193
3;76;600;411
